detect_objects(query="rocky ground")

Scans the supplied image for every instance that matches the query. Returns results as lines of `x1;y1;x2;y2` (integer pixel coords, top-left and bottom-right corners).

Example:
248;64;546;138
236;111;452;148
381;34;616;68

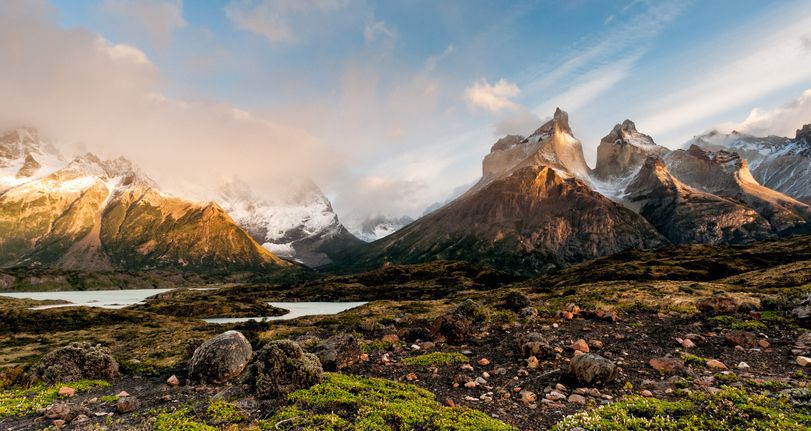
0;236;810;430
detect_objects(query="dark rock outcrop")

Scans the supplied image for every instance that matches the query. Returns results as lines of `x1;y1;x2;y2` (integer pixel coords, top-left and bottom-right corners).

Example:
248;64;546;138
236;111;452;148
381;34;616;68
314;334;361;371
569;353;618;386
243;339;323;398
32;342;119;384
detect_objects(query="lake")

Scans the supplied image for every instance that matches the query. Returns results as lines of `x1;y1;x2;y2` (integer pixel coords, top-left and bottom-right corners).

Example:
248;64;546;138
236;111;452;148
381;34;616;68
0;290;367;322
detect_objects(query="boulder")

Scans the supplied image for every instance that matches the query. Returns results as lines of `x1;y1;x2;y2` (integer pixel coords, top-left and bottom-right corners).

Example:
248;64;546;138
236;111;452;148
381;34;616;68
189;331;253;384
116;396;140;413
314;334;361;371
32;342;119;384
503;291;532;311
723;331;758;348
243;340;323;398
430;313;471;344
569;353;618;386
518;332;554;358
791;295;811;320
454;299;488;324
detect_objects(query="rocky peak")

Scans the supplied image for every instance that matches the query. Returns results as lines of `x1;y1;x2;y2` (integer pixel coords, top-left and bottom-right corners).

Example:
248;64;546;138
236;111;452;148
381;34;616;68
527;107;572;139
490;135;524;152
594;120;667;180
796;124;811;143
0;127;59;161
16;154;41;178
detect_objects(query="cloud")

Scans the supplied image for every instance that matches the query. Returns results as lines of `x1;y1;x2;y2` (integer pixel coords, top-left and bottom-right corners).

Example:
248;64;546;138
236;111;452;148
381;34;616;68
0;1;333;201
464;78;520;112
100;0;186;44
336;176;427;221
424;44;455;71
638;11;811;141
364;20;396;43
225;0;348;42
717;89;811;138
494;108;540;137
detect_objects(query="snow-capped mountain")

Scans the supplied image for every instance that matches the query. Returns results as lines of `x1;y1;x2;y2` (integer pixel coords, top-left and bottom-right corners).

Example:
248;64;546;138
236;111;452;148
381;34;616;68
218;179;361;267
0;128;289;272
345;214;415;242
687;125;811;205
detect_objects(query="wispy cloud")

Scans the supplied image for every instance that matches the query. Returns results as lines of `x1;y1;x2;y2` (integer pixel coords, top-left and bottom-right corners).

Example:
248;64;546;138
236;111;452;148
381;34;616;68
100;0;186;44
638;4;811;142
364;20;397;43
224;0;348;42
716;89;811;138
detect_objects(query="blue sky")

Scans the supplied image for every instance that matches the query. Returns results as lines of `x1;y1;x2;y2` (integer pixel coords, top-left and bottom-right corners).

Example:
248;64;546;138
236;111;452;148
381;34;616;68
11;0;811;219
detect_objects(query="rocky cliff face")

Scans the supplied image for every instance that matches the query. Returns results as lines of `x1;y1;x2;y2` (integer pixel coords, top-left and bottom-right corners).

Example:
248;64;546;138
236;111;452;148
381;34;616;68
624;157;773;244
0;130;289;272
339;109;666;274
218;179;361;267
593;120;669;180
665;146;811;235
688;128;811;205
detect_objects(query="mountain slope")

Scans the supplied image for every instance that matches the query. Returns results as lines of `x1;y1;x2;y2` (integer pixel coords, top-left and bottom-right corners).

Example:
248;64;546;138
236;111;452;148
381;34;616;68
218;179;361;267
665;145;811;235
688;125;811;204
0;130;289;272
624;156;773;244
338;109;666;274
593;120;669;181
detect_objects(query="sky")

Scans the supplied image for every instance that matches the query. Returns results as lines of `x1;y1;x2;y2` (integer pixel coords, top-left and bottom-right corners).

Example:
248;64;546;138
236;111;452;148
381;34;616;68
3;0;811;223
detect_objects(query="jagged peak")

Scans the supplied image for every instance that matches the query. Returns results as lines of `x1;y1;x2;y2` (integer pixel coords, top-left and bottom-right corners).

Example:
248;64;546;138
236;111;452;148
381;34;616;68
528;107;572;138
796;124;811;142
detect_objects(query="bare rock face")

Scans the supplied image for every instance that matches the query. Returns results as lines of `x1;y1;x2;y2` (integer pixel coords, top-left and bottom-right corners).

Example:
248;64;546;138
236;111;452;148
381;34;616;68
243;339;323;398
665;146;811;235
15;154;40;178
32;342;119;384
594;120;669;180
625;157;773;244
689;129;811;205
569;353;617;386
314;334;361;371
189;331;253;384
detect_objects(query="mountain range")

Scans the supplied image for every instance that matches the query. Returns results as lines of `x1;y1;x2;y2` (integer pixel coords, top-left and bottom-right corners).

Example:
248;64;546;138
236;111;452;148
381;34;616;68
0;109;808;275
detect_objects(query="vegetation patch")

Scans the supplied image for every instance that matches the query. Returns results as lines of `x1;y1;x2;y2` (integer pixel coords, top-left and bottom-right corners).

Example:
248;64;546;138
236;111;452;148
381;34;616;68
403;352;470;367
206;400;245;423
709;315;767;331
552;387;811;431
263;372;515;431
681;353;709;366
0;380;109;417
153;408;217;431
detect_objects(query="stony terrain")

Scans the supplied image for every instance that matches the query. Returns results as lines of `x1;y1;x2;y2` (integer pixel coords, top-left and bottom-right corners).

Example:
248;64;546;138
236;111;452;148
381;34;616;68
0;235;809;430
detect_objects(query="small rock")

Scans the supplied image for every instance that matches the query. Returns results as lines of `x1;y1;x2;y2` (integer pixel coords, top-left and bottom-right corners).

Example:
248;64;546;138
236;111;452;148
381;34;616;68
570;353;618;386
568;394;586;404
464;381;478;388
737;361;750;370
166;375;179;387
588;339;604;350
405;373;417;381
681;339;696;349
57;386;75;397
359;353;369;361
52;420;66;428
706;359;727;370
758;339;770;349
116;391;130;398
116;396;140;413
475;377;487;385
44;403;70;420
797;356;811;367
521;391;538;404
545;390;566;401
526;356;539;369
640;390;653;397
382;334;400;343
572;339;589;353
478;358;491;366
649;357;684;375
446;399;455;407
724;331;758;348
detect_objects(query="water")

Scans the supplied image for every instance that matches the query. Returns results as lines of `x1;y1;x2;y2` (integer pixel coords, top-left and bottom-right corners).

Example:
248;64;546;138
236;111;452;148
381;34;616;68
0;290;367;322
203;302;368;324
0;289;173;309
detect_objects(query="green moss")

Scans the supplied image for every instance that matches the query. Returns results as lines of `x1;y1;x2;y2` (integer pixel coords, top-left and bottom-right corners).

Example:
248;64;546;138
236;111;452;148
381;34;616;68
99;395;119;403
153;408;217;431
403;352;470;366
206;400;245;423
709;316;767;331
360;339;401;354
0;380;109;417
759;311;787;324
552;387;811;431
681;353;708;366
263;373;515;431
